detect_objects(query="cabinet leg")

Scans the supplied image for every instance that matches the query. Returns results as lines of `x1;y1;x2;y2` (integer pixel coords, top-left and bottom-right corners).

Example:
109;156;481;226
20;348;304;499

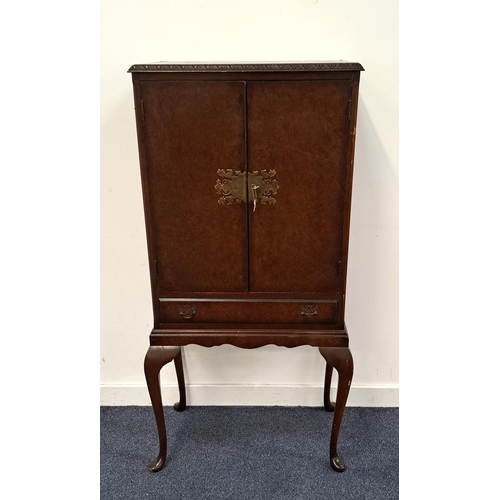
144;346;181;472
173;348;186;412
323;362;336;412
319;347;354;472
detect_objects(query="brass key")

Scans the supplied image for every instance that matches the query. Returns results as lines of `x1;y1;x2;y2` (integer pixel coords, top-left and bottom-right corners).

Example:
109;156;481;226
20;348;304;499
251;184;259;212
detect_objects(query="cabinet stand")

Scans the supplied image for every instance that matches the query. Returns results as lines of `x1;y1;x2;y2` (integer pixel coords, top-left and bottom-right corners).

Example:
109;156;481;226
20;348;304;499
144;345;353;473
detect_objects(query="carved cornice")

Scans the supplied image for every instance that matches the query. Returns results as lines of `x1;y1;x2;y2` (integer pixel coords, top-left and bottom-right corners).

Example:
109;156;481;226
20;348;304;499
128;62;364;73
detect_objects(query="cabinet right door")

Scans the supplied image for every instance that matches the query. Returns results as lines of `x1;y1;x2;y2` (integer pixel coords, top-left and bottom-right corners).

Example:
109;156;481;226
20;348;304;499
247;80;353;294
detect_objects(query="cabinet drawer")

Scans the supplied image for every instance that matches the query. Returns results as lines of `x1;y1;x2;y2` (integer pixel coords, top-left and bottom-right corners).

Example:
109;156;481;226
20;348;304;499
159;299;338;324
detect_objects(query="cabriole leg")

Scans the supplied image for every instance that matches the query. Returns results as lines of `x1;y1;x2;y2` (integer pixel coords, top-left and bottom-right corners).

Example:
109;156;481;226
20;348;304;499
173;348;186;411
323;362;335;412
319;347;354;472
144;346;181;472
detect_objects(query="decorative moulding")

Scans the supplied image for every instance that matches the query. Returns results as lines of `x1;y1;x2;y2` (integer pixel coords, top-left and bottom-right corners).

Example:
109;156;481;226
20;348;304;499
128;62;364;73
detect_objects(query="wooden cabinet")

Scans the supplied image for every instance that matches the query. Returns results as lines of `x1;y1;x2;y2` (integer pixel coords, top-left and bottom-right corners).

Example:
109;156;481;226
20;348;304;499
129;61;363;473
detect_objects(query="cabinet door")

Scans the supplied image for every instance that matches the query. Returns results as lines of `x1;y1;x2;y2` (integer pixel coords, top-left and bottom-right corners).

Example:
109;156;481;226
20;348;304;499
247;80;352;293
140;81;247;293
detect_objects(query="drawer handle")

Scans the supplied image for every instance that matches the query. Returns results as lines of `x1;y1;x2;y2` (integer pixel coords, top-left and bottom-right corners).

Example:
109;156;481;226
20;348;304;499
299;304;319;318
178;304;196;319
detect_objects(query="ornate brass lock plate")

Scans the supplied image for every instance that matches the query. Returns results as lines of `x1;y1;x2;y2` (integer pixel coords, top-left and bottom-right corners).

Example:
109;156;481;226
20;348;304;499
247;170;279;206
214;169;246;204
214;169;279;208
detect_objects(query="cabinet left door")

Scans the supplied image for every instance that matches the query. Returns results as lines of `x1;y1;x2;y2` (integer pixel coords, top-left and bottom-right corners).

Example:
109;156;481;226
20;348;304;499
138;80;248;293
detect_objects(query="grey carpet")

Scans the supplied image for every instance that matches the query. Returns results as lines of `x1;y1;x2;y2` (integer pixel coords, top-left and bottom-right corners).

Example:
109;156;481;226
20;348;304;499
101;406;398;499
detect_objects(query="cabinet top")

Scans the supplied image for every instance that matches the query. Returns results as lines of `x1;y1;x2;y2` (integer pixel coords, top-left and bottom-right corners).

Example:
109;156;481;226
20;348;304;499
128;61;364;73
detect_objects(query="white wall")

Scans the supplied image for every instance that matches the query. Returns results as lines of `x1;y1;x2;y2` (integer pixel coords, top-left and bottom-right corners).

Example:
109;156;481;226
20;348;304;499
100;0;398;406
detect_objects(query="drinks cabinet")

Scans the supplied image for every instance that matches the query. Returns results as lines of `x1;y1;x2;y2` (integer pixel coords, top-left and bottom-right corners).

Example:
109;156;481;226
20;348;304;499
128;61;364;472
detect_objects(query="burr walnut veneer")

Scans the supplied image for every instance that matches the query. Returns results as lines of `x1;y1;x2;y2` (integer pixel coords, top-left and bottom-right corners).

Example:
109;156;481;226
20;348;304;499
129;61;363;473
